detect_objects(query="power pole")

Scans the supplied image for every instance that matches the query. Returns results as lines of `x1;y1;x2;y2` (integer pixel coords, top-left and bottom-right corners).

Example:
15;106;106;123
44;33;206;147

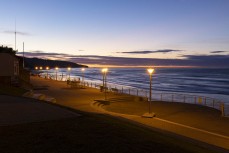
23;42;25;68
15;19;17;51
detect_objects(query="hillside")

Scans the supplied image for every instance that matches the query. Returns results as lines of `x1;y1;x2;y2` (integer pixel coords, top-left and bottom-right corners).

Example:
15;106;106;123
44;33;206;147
22;57;88;69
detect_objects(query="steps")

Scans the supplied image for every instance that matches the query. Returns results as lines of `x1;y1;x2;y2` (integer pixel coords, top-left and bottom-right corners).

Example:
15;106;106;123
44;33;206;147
23;91;56;103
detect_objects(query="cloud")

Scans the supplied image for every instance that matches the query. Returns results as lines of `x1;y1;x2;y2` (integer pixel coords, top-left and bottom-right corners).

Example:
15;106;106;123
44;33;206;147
3;30;31;36
210;51;228;54
117;49;183;54
17;51;229;68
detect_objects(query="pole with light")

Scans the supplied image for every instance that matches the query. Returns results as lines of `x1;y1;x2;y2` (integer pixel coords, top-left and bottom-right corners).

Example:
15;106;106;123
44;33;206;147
102;68;108;100
46;66;49;78
81;68;85;83
67;67;71;80
142;68;155;118
55;67;59;80
147;68;154;114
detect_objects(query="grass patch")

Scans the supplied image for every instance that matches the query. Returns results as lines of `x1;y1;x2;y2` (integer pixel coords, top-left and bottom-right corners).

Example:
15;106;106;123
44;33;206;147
0;86;27;96
0;112;222;153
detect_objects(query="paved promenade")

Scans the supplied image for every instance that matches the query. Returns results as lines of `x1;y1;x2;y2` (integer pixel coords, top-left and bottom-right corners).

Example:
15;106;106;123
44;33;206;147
30;76;229;150
0;95;80;126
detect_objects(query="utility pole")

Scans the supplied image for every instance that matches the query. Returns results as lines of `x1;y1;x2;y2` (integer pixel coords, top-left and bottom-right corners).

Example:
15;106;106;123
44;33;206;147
15;19;17;51
23;42;24;68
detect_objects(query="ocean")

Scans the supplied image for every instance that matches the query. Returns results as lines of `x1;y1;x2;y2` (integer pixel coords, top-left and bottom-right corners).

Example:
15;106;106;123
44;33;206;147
41;67;229;103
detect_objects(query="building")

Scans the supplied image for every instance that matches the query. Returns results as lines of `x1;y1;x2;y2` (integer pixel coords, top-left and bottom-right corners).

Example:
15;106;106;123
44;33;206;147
0;52;20;85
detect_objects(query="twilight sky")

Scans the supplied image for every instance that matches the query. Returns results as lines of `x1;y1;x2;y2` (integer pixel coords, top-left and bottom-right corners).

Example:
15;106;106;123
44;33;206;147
1;0;229;67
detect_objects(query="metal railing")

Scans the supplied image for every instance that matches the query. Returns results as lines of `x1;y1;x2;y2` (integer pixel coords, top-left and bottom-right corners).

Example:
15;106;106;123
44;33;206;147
38;74;229;117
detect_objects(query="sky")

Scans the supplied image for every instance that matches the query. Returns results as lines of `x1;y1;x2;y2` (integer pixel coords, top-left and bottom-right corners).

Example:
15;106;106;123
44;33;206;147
0;0;229;67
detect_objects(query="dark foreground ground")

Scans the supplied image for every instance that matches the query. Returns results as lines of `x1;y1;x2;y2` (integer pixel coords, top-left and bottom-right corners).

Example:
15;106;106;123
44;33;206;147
0;83;227;153
0;110;225;153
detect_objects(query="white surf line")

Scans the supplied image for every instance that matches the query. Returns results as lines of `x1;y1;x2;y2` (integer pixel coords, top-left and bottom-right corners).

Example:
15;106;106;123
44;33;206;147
154;117;229;140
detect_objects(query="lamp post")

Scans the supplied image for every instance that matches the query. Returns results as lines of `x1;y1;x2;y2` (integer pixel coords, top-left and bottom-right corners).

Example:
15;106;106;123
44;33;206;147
55;67;59;80
46;66;49;79
102;68;108;100
81;68;85;82
39;66;43;70
147;68;154;114
67;67;71;80
142;68;155;118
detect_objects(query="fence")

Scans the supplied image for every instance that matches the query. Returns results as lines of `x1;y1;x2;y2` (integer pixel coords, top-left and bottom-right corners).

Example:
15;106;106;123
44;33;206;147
38;73;229;117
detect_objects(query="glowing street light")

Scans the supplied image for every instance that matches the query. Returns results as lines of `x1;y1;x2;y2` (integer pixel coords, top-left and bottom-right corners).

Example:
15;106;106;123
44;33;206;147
81;68;85;83
46;66;49;78
147;68;154;102
142;68;155;118
39;66;43;70
55;67;59;80
102;68;108;100
67;67;71;80
35;66;38;70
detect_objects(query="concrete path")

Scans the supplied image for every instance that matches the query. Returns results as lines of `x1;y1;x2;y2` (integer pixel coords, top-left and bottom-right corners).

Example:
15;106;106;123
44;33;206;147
30;76;229;150
0;95;80;126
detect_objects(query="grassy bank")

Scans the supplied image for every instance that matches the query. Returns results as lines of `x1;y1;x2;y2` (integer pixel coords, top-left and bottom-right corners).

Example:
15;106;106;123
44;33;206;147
0;86;27;96
0;111;222;153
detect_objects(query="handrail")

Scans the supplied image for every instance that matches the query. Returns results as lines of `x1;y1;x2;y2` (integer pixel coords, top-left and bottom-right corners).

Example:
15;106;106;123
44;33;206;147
38;73;228;117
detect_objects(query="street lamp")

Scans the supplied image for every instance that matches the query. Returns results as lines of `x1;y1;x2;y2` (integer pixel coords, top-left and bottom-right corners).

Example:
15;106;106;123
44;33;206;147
102;68;108;100
39;66;43;70
142;68;155;118
81;68;85;81
46;66;49;78
55;67;59;80
35;66;38;70
67;67;71;80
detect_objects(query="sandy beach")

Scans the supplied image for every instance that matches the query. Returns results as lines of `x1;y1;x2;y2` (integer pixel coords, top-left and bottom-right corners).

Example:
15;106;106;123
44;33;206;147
29;76;229;150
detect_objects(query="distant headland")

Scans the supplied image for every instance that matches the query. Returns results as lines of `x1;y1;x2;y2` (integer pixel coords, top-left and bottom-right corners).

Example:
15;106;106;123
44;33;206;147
21;57;88;69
